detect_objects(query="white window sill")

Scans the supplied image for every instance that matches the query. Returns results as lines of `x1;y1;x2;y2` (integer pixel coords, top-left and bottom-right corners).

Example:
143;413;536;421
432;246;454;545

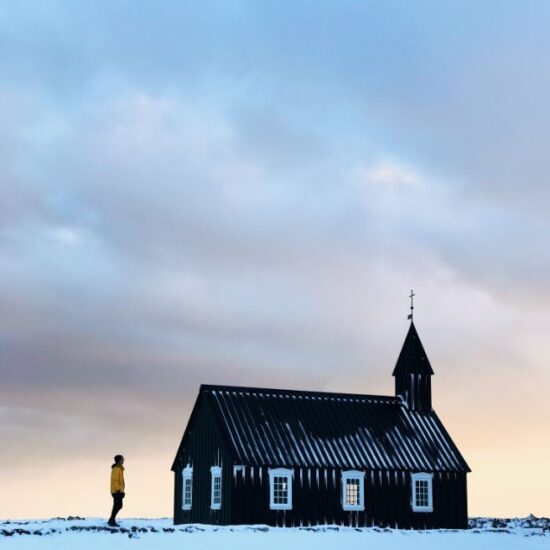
210;504;221;510
182;505;192;511
412;505;433;513
269;504;292;511
343;505;365;512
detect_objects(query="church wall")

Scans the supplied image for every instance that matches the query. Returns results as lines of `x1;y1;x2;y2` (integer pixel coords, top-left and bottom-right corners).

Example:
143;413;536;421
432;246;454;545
229;466;468;528
172;397;233;525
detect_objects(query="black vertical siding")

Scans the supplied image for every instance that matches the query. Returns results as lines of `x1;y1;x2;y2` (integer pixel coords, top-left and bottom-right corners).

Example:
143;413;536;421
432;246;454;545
173;397;233;525
395;374;432;413
229;466;467;528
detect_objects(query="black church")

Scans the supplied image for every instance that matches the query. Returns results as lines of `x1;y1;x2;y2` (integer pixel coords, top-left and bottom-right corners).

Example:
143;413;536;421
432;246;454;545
171;320;470;529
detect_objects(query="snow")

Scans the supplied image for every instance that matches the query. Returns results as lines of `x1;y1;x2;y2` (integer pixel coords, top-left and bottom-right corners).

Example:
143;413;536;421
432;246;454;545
0;517;548;549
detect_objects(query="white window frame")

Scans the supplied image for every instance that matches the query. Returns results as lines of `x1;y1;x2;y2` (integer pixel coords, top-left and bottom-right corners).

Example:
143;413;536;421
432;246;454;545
182;466;193;510
233;465;245;476
341;470;365;511
210;466;222;510
411;472;433;512
268;468;293;510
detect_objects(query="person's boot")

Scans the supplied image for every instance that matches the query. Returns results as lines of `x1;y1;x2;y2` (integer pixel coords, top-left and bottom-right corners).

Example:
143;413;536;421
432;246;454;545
108;519;119;527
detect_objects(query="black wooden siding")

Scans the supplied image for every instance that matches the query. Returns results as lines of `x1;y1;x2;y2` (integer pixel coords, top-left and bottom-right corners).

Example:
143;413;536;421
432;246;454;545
173;395;233;525
231;466;467;529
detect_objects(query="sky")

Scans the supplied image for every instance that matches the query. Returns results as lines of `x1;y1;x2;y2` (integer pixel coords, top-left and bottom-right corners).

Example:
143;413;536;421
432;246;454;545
1;0;550;519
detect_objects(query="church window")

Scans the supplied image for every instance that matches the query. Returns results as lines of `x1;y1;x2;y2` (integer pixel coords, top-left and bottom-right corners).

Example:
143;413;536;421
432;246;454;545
411;472;433;512
341;471;365;511
210;466;222;509
182;466;193;510
268;468;293;510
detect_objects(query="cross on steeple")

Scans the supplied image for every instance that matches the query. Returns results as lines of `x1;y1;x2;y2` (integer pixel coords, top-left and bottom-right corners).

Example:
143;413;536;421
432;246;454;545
408;290;415;321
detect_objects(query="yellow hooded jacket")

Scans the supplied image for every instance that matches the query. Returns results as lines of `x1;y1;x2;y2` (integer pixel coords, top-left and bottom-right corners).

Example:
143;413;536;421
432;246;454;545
111;465;125;495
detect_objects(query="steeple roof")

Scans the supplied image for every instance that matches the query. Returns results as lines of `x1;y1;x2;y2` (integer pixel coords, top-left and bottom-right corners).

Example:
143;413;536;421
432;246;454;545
392;321;434;376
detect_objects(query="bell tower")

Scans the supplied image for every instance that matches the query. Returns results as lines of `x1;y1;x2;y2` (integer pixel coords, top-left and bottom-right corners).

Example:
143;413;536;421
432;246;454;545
393;292;434;411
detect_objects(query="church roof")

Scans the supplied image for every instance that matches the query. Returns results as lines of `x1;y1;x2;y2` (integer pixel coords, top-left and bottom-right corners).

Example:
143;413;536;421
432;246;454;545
190;384;469;473
392;322;434;376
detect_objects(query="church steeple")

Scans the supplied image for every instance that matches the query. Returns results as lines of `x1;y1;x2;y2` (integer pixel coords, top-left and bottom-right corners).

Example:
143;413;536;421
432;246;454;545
393;321;434;411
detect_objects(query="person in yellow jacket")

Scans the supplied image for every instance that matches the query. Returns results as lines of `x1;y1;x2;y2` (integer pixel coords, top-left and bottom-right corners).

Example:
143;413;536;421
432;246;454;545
108;455;125;527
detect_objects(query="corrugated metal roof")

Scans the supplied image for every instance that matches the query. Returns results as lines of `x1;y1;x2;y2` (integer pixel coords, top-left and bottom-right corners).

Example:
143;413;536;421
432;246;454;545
203;385;470;473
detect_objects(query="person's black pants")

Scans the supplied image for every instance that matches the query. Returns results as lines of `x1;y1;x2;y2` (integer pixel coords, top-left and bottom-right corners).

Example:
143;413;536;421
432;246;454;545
109;492;124;522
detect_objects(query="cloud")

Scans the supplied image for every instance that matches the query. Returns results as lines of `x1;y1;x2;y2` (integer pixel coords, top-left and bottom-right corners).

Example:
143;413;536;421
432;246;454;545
1;0;550;518
357;162;419;188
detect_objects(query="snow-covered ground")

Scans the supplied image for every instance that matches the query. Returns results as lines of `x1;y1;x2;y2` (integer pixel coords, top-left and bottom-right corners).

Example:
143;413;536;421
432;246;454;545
0;517;548;549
